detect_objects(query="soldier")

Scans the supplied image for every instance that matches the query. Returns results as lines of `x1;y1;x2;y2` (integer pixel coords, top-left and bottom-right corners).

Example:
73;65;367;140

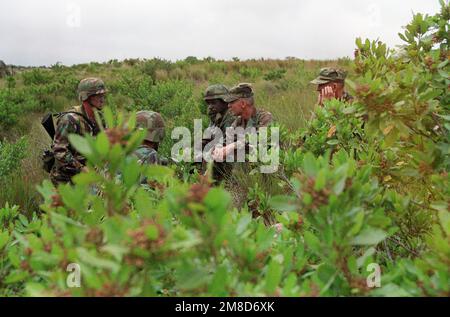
203;84;234;132
202;84;235;182
134;110;166;165
212;83;273;161
310;67;353;106
50;78;106;185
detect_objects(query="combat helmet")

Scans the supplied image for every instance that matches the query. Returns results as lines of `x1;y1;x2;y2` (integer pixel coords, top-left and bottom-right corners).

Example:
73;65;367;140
78;78;107;102
136;111;165;143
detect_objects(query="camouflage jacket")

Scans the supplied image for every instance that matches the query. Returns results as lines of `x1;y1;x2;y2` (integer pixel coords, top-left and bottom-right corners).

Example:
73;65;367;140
202;111;236;153
230;109;273;130
227;109;273;157
133;145;160;165
342;92;354;103
209;110;235;132
50;105;101;184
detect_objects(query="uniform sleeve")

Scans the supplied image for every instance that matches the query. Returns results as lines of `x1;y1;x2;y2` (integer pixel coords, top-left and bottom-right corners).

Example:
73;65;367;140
52;114;84;174
141;150;160;165
258;111;273;128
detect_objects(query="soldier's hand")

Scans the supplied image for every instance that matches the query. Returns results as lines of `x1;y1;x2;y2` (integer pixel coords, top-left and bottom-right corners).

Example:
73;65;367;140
321;86;336;102
211;146;226;162
212;143;236;161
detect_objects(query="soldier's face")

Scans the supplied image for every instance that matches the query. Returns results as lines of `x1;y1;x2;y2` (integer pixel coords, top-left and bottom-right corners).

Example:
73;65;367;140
206;99;228;117
89;93;106;110
228;99;244;116
317;82;344;105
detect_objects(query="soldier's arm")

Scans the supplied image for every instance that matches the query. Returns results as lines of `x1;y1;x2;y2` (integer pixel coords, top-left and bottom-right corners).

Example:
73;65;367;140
52;114;84;174
258;111;273;128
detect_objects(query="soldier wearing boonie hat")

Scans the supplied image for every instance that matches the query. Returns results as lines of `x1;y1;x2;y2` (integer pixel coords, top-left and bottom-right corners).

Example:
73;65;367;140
202;84;236;183
211;83;273;162
225;83;273;129
310;68;353;105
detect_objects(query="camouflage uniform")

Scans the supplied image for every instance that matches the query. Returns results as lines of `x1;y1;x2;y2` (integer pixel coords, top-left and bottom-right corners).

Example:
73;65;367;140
50;78;106;185
202;85;235;182
310;67;354;103
133;146;160;165
223;83;274;164
130;111;166;187
229;109;273;130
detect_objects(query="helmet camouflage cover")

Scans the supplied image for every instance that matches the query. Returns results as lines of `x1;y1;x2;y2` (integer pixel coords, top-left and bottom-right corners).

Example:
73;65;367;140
78;78;107;102
203;84;229;102
136;111;165;143
310;68;348;85
224;83;254;103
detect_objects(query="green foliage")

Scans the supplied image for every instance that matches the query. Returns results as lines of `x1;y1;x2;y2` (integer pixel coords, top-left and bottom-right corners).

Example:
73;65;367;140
22;69;54;86
239;67;261;81
264;68;286;81
0;137;27;181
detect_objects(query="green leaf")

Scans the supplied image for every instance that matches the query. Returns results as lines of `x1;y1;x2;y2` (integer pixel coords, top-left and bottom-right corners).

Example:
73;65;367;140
265;259;283;294
351;228;388;245
314;169;326;191
304;231;321;253
326;139;339;145
95;132;110;156
68;134;93;158
72;171;102;185
269;195;297;212
208;265;228;296
25;282;46;297
103;107;115;128
177;266;210;291
77;248;120;273
438;69;448;79
143;165;174;182
303;152;318;177
145;225;159;241
236;213;253;235
350;211;365;235
122;159;140;189
5;271;29;284
357;247;376;268
0;231;9;249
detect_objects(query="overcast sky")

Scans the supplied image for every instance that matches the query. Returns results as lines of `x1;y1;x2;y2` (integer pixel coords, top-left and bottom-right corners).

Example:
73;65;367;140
0;0;442;66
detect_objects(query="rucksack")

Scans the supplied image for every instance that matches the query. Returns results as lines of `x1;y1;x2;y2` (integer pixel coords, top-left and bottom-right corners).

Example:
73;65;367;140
41;111;97;173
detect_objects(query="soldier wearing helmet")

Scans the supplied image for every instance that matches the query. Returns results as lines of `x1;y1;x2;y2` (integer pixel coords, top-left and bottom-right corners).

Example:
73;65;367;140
50;77;107;185
310;68;353;106
133;110;166;165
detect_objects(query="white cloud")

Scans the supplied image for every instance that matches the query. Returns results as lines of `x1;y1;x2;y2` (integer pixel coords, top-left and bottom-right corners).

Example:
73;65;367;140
0;0;442;66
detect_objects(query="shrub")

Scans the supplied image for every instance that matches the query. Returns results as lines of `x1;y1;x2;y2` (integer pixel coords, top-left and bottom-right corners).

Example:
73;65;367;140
22;69;54;86
264;68;286;81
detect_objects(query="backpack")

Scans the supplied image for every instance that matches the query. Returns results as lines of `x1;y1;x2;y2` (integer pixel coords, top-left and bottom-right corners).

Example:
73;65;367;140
41;111;97;173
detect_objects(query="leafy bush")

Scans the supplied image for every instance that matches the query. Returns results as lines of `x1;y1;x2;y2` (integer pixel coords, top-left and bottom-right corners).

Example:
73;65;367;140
264;68;286;81
22;69;54;86
239;67;261;81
